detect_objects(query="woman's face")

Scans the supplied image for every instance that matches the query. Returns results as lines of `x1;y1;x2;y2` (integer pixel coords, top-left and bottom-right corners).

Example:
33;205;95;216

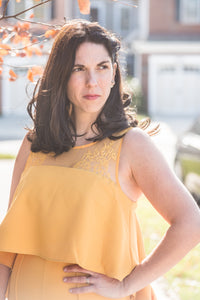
67;42;116;118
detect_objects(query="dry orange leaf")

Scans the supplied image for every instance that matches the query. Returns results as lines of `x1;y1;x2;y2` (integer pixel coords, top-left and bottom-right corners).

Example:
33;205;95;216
21;37;31;46
25;47;33;57
17;52;26;57
32;66;43;76
9;77;17;82
21;22;30;31
32;38;38;43
0;44;11;50
44;29;58;38
0;49;8;56
0;44;11;55
9;69;18;79
78;0;90;14
27;66;44;82
34;47;42;56
29;13;34;19
0;56;3;64
13;34;22;44
0;0;2;8
27;69;34;82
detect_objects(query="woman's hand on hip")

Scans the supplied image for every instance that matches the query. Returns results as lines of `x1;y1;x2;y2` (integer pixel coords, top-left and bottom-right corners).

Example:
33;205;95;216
63;264;128;298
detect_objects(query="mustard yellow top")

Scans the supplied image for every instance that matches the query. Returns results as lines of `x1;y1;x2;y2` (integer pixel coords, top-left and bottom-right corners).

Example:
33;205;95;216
0;129;156;298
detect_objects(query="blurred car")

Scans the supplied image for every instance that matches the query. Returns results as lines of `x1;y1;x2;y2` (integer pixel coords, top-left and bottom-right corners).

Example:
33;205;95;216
174;117;200;207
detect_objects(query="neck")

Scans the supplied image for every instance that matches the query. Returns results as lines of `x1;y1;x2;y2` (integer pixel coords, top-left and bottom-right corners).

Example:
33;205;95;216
73;112;99;139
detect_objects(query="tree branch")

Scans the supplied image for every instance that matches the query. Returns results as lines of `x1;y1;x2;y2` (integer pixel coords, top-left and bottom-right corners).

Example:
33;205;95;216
0;0;52;20
15;16;60;29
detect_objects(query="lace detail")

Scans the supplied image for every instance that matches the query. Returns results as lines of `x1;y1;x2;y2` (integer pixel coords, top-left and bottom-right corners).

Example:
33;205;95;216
73;139;118;179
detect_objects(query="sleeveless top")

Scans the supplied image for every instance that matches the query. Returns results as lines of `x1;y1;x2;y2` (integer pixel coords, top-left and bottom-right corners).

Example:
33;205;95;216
0;129;156;299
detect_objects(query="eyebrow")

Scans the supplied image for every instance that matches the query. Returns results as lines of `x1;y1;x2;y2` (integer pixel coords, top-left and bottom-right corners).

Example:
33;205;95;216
73;60;111;67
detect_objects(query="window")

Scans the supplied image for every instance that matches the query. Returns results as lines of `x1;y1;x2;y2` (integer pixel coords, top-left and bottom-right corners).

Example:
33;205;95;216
90;8;99;22
7;0;52;21
179;0;200;24
121;7;130;31
89;1;106;27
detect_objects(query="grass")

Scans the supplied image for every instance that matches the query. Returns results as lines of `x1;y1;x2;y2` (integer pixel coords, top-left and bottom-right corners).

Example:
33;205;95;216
136;196;200;300
0;153;16;159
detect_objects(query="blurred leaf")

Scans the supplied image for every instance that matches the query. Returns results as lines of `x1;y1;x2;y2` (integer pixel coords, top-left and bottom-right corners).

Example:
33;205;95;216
27;69;34;82
16;51;26;57
27;66;44;82
77;0;90;14
0;44;11;50
44;29;58;38
0;49;8;55
9;77;17;81
32;66;43;75
9;69;17;79
32;37;38;43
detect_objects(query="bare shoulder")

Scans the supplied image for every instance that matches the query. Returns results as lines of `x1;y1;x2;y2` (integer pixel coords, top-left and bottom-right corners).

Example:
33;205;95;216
8;134;32;207
122;127;168;174
16;134;31;161
122;127;155;157
15;133;32;172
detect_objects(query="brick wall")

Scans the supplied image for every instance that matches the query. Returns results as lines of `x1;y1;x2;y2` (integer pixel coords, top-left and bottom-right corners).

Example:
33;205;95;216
149;0;200;38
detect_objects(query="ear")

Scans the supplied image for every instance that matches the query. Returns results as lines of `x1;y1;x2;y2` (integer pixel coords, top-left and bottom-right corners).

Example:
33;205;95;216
112;62;117;82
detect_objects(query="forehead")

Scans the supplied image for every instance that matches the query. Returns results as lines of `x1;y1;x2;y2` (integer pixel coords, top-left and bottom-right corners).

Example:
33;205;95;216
74;42;111;64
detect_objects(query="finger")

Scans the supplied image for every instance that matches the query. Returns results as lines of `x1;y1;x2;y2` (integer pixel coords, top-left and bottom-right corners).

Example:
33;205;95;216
63;275;94;284
63;265;95;276
69;285;95;294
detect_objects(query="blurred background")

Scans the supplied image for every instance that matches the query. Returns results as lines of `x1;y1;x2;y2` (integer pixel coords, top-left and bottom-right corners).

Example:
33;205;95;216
0;1;200;299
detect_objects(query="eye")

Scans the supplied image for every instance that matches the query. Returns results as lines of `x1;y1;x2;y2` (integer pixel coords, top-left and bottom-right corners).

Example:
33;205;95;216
72;66;84;72
98;65;109;70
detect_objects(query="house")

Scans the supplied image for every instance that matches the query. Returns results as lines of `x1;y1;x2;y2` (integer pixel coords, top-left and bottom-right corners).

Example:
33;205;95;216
0;0;139;115
133;0;200;117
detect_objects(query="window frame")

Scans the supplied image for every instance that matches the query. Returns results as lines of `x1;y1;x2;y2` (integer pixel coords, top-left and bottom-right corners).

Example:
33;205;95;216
179;0;200;24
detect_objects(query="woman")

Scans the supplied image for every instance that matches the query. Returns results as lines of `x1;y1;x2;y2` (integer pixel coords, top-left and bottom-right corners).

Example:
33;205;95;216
0;20;199;300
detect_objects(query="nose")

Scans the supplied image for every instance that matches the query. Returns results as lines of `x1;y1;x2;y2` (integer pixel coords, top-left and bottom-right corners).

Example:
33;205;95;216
86;71;98;87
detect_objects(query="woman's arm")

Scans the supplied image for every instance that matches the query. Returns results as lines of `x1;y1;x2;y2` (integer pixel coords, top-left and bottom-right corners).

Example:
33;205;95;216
0;135;31;300
7;134;31;209
63;128;200;298
121;128;200;295
0;265;10;300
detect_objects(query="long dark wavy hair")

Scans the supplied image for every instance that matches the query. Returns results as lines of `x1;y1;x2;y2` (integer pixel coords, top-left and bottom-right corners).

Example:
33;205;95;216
27;19;139;155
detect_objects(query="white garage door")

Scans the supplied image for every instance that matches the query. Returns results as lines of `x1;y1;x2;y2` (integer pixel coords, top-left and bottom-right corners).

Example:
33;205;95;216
148;55;200;117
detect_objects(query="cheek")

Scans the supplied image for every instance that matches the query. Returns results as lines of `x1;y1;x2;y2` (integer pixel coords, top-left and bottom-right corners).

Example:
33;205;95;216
99;74;112;89
100;80;112;95
67;78;80;99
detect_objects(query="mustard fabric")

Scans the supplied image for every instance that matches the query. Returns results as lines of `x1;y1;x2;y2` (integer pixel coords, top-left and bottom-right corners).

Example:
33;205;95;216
0;129;157;299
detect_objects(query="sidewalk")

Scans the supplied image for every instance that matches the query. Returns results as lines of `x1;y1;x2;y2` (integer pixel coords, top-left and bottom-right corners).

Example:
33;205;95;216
0;114;31;155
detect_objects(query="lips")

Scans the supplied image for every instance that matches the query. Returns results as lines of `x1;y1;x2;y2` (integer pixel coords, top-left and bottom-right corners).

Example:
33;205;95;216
83;94;100;100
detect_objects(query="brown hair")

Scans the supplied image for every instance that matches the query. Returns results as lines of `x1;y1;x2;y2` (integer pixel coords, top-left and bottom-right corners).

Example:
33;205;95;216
27;19;138;155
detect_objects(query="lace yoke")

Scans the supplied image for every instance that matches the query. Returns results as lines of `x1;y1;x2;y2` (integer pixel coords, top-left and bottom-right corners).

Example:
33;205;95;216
24;136;122;184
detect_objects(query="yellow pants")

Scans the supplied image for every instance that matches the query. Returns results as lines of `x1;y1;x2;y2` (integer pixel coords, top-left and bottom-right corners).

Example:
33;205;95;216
8;254;132;300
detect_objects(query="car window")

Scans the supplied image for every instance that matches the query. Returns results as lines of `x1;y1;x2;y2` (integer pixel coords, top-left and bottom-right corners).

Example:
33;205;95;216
191;118;200;135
